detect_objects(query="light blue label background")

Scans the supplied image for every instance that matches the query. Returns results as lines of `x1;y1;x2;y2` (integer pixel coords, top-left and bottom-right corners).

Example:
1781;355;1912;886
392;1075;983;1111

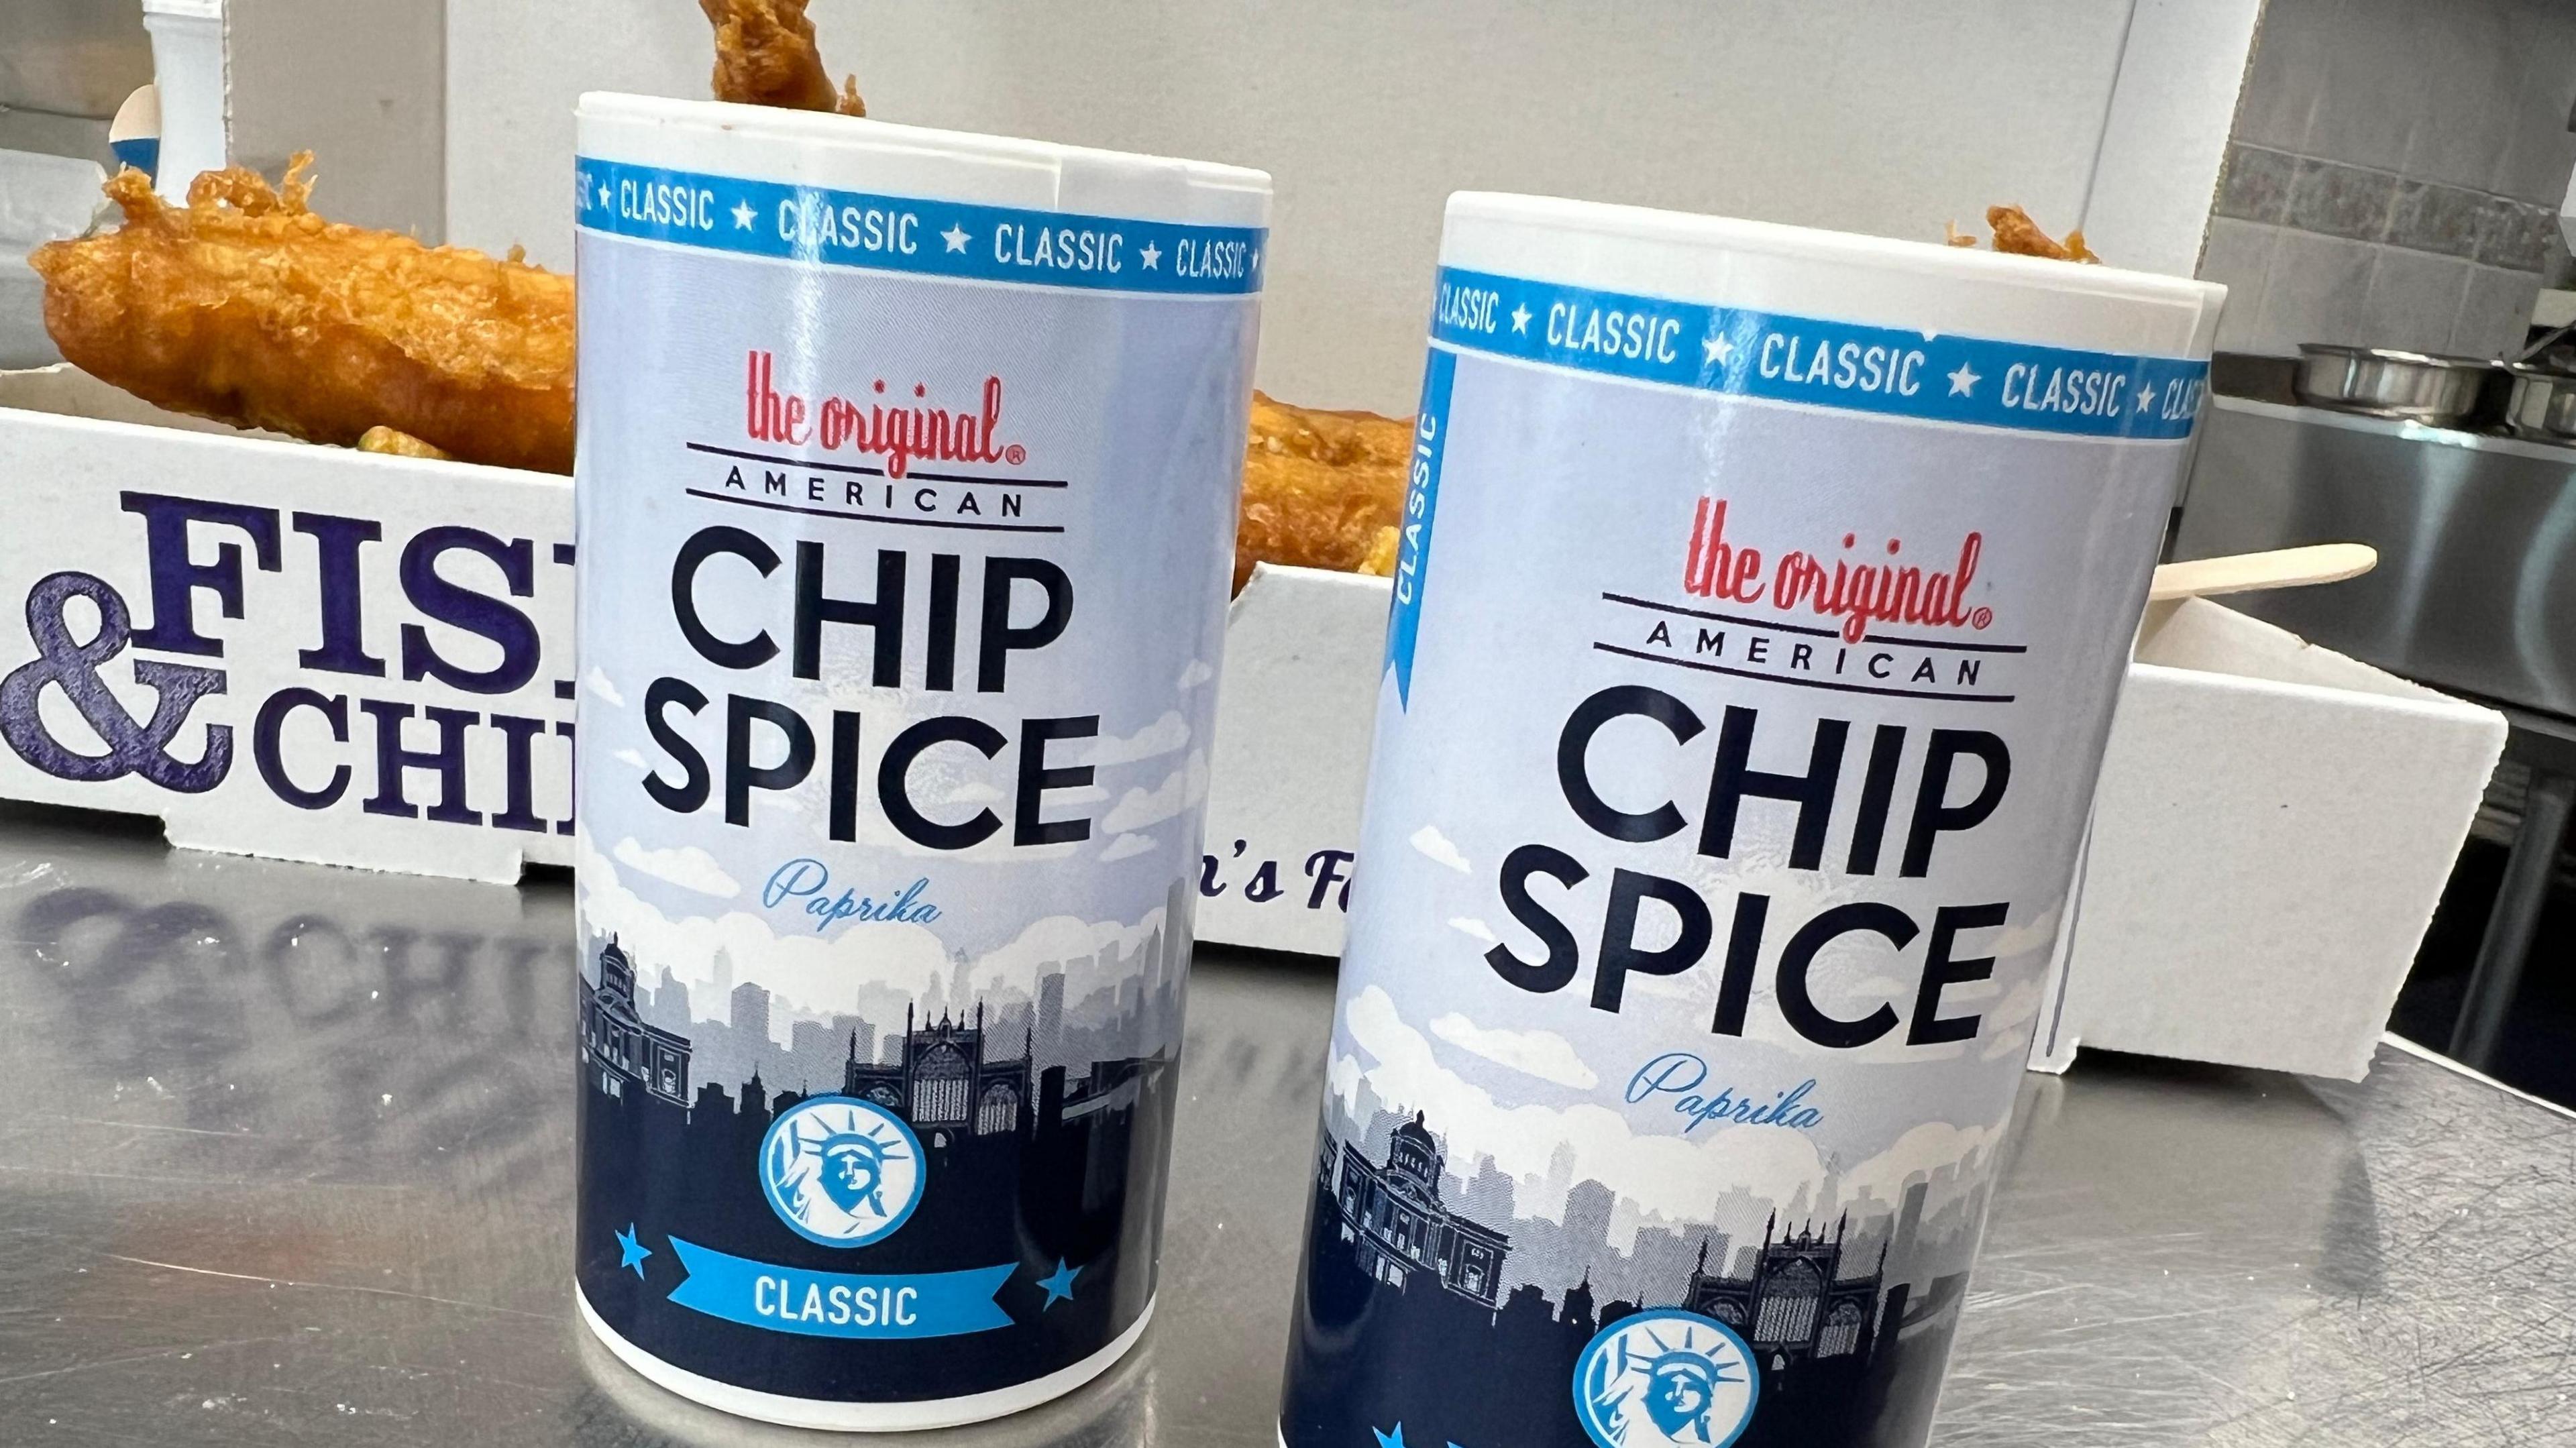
572;226;1257;1086
1326;336;2195;1308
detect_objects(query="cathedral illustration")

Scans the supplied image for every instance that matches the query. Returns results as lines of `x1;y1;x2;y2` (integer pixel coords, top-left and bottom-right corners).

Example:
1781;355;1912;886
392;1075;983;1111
580;937;694;1107
1685;1213;1886;1367
1329;1110;1511;1306
844;1001;1033;1138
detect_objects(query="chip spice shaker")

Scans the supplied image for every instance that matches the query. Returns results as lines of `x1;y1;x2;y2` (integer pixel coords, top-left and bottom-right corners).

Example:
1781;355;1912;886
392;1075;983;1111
568;93;1267;1431
1279;194;2221;1448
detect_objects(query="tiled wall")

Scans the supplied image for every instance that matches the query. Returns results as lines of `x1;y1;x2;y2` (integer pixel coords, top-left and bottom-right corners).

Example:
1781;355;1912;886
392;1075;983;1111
2202;0;2576;358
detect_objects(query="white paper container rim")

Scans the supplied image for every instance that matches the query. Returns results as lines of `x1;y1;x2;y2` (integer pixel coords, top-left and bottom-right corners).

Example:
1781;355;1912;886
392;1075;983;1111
575;1283;1155;1431
576;93;1271;229
1442;191;2225;359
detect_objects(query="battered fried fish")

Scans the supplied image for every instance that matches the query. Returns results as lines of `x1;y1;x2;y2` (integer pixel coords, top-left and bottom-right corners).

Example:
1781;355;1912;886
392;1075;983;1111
30;158;574;473
1236;392;1412;593
702;0;866;115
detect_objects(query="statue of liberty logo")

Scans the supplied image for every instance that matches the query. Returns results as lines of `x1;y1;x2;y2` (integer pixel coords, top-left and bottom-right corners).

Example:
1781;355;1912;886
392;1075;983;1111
759;1096;925;1247
1573;1308;1758;1447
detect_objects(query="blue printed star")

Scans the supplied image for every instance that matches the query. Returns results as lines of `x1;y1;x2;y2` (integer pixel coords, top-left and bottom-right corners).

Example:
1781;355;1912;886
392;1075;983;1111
616;1223;652;1280
1036;1258;1081;1310
1372;1425;1406;1448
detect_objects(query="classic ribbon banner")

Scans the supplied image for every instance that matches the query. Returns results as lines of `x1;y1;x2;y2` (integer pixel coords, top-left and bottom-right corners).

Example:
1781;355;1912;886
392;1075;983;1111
666;1238;1016;1339
1383;346;1456;711
1426;266;2209;440
574;157;1266;296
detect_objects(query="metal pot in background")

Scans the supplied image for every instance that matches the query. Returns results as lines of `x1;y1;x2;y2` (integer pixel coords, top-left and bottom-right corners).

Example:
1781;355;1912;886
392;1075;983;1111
2292;343;2491;427
2502;363;2576;444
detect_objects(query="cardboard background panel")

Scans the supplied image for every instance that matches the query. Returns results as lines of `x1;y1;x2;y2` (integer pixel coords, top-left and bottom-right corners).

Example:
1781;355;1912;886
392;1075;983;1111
1196;565;1384;956
0;380;576;881
445;0;2257;412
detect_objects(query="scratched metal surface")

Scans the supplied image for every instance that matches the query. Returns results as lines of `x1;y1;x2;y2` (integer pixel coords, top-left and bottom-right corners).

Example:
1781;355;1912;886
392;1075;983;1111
0;807;2568;1446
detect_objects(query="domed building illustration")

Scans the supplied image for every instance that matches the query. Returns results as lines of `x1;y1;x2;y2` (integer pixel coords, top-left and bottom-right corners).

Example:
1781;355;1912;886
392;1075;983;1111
1330;1111;1511;1306
580;937;694;1108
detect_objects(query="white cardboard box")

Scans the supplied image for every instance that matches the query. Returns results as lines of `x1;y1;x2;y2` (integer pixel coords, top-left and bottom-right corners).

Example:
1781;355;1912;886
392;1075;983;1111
2025;596;2507;1080
0;378;2508;1081
1196;569;2506;1083
0;368;576;881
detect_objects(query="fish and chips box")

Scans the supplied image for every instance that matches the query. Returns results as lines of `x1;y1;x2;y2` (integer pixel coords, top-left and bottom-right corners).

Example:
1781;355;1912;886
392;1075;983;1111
0;370;2507;1084
0;365;576;880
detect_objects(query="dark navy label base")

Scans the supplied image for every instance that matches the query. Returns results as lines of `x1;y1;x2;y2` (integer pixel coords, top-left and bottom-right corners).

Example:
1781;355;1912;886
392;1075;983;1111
1279;1180;1959;1447
576;1056;1179;1404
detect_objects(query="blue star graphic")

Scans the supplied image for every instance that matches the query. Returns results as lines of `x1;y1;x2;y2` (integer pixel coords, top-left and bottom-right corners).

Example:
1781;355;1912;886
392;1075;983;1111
615;1223;651;1280
1372;1424;1405;1448
1036;1258;1081;1310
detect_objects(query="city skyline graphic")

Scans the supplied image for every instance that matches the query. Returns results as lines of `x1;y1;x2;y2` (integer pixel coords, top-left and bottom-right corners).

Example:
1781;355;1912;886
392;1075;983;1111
574;881;1195;1406
1287;1091;1994;1447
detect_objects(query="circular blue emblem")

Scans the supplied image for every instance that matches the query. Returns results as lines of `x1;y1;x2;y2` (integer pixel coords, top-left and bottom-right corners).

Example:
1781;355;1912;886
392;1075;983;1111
1572;1308;1759;1448
757;1095;925;1248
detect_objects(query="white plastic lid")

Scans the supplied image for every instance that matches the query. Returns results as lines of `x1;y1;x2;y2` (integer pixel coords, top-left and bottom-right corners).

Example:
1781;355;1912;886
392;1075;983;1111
1442;192;2224;359
576;93;1270;230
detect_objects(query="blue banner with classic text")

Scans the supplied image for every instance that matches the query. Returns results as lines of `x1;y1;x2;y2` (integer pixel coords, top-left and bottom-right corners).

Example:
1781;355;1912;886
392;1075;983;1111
1427;266;2208;439
575;157;1265;295
665;1237;1016;1339
1383;346;1456;710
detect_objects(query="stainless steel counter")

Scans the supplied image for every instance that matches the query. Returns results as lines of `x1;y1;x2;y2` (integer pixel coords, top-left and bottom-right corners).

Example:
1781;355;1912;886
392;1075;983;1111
0;807;2569;1446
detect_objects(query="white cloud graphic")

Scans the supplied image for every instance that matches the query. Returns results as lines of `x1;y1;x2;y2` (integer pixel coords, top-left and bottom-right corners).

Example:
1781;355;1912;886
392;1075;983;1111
1430;1011;1599;1089
1083;710;1190;767
1410;824;1470;873
574;832;949;1046
1177;659;1214;690
1326;1049;1360;1106
1988;905;2063;960
1980;978;2047;1060
960;907;1173;1001
918;777;1004;807
1448;917;1499;945
611;747;648;771
1101;750;1209;833
584;667;625;707
1099;832;1158;862
1332;985;2006;1225
610;836;741;898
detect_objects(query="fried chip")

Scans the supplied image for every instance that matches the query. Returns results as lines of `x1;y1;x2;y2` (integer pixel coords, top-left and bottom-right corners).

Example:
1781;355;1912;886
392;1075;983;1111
358;425;455;460
1980;204;2100;264
31;157;575;472
1235;392;1413;593
1356;525;1399;578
